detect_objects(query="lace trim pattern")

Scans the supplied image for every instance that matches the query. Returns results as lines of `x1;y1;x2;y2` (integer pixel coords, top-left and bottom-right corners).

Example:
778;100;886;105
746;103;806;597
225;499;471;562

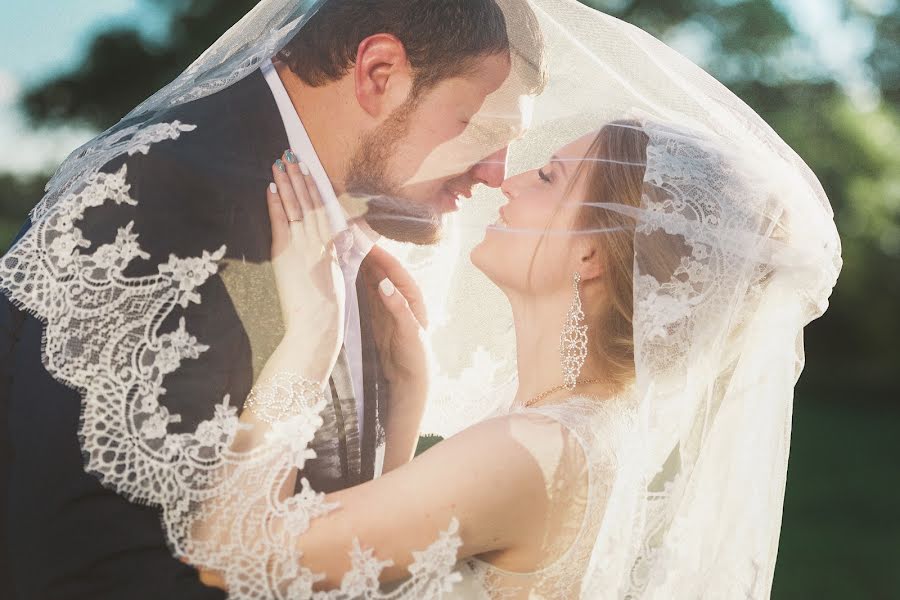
126;0;313;119
0;128;463;599
32;120;197;220
167;16;305;108
244;373;326;425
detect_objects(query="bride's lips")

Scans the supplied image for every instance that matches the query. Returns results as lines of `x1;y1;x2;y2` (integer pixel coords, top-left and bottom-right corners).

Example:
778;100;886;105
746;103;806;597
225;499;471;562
491;206;510;230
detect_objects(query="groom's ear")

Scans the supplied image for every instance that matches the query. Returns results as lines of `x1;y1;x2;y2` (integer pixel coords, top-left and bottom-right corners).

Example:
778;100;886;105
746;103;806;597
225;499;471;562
354;34;415;119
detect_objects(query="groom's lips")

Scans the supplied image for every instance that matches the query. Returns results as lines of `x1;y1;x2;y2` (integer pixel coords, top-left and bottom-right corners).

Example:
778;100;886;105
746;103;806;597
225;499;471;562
444;196;461;213
441;186;475;213
438;190;466;213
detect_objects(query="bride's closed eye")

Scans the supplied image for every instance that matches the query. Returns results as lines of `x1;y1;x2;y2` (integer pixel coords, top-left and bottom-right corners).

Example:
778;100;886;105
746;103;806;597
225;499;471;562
538;168;553;184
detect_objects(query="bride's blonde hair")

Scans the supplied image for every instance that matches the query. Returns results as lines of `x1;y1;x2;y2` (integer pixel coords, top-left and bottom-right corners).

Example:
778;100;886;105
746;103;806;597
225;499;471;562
572;121;684;392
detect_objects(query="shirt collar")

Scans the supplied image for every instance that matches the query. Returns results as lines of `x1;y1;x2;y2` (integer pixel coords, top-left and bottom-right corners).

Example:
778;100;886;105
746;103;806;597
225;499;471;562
261;59;377;270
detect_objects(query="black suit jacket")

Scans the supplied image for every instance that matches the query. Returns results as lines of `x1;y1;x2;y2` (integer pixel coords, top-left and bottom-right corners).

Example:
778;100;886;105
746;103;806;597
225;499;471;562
0;70;386;600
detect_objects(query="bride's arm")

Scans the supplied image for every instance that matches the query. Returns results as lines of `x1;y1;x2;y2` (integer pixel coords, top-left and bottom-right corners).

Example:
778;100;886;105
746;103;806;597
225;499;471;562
199;402;577;592
294;412;565;589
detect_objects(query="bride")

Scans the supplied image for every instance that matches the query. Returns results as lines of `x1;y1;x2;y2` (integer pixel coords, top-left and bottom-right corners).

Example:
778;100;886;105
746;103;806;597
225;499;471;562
193;113;838;598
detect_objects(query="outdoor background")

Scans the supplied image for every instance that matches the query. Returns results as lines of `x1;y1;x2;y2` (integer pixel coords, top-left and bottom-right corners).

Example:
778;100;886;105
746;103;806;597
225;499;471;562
1;0;897;597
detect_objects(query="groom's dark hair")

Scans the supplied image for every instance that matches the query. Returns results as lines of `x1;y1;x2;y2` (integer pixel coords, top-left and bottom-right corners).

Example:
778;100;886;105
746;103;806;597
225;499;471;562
279;0;546;96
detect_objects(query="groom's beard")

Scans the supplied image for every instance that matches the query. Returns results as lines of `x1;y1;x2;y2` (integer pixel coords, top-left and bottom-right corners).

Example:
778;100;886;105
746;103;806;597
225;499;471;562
346;103;444;246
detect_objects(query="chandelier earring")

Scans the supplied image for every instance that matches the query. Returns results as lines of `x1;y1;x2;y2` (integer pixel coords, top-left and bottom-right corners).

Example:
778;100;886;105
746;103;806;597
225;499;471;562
560;272;589;390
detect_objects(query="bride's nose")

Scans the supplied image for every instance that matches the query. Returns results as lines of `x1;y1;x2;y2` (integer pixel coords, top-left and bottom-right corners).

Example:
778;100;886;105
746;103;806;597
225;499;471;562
500;170;526;202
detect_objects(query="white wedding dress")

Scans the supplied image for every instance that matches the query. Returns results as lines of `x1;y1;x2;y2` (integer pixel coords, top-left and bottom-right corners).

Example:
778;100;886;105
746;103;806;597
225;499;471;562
448;395;637;599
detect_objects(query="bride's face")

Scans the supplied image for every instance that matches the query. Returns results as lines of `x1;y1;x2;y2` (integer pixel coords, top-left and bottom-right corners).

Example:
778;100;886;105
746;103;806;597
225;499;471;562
471;132;597;295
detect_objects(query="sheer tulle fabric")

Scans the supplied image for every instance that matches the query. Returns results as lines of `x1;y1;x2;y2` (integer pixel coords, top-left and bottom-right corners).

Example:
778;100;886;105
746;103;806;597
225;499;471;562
0;0;840;598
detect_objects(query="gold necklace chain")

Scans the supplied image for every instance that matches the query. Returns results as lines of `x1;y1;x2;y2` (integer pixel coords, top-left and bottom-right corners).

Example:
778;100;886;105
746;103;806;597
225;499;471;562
524;378;605;408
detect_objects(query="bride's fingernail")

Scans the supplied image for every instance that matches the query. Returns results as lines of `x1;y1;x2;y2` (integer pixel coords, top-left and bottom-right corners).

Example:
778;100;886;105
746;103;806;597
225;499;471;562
269;182;277;194
299;161;310;176
275;159;286;173
285;149;298;164
379;278;395;297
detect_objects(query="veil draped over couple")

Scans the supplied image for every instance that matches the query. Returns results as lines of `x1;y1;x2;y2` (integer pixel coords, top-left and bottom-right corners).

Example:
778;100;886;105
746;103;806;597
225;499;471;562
0;0;841;598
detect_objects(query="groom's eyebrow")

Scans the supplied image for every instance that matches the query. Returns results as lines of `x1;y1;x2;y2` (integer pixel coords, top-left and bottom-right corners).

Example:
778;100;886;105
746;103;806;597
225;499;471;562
551;155;570;177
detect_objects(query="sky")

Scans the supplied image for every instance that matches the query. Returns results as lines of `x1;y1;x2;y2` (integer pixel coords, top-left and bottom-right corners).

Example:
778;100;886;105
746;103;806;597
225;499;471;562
0;0;888;176
0;0;167;173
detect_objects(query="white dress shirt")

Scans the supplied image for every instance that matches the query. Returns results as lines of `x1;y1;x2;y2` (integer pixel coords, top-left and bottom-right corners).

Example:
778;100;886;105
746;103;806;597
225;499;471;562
261;60;375;434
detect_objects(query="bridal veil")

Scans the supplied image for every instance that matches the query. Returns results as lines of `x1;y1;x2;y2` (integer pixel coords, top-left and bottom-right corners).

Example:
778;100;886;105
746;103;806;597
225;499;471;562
0;0;841;597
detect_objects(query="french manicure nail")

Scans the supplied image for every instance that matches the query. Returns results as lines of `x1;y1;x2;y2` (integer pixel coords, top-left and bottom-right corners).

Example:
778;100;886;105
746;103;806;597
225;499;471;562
285;149;298;164
269;182;277;194
379;278;395;297
299;161;310;176
275;159;286;173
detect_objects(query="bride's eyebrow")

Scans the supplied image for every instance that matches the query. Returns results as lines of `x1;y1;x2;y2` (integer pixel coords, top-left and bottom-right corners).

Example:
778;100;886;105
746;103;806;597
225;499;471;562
550;155;570;177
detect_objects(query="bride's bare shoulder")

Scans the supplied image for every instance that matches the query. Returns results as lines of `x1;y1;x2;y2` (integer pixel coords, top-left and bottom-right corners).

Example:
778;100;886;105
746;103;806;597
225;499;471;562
434;408;571;443
421;410;589;483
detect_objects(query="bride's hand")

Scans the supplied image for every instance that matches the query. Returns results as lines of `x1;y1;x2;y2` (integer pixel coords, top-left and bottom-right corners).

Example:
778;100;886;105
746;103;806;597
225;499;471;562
364;246;430;470
364;245;429;392
267;153;345;384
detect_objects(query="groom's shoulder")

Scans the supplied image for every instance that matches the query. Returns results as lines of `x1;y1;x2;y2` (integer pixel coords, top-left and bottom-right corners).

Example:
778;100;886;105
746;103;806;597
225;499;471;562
101;69;283;184
152;68;277;141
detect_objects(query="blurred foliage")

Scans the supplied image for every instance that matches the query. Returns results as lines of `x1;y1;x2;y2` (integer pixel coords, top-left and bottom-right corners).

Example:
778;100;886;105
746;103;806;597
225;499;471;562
867;0;900;106
0;174;46;248
2;1;899;597
22;1;254;129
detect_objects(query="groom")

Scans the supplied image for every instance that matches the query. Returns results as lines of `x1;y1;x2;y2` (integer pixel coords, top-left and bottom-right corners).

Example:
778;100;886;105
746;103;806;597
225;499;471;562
0;1;545;599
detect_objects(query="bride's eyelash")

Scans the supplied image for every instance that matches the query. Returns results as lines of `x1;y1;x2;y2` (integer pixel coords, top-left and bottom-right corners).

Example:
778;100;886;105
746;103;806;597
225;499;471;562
538;168;552;184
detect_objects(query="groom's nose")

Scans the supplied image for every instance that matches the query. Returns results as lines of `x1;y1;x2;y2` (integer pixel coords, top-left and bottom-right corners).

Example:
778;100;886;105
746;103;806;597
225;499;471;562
470;147;509;189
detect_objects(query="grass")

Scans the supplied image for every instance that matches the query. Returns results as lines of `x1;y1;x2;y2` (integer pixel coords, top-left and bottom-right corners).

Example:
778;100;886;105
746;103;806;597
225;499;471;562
773;395;900;599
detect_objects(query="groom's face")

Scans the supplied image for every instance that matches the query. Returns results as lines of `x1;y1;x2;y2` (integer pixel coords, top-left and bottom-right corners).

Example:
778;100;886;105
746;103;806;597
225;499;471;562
349;53;532;244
